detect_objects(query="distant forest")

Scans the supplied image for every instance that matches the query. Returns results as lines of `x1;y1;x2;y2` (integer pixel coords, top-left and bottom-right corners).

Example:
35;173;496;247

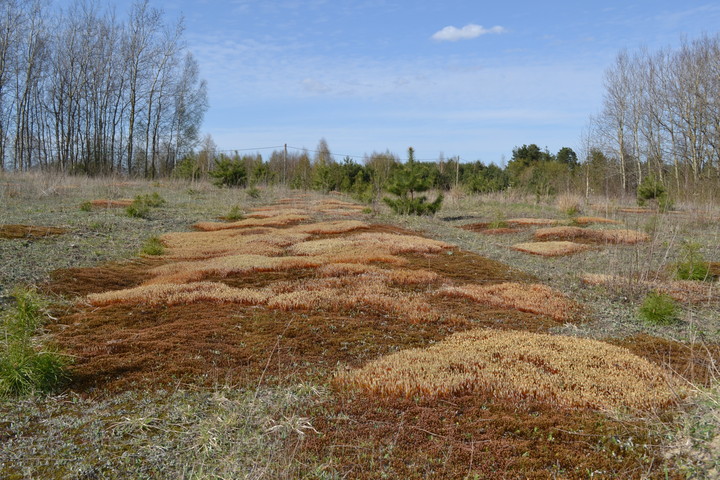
0;0;207;177
3;1;720;204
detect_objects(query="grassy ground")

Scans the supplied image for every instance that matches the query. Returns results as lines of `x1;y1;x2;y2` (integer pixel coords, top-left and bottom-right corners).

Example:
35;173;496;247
1;173;719;478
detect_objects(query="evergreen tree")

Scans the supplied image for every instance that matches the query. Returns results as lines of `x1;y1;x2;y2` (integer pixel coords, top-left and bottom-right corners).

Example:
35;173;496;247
383;147;443;215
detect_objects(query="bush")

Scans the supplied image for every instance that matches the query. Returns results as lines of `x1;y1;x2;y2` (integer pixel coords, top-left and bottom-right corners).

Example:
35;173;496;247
675;241;710;281
126;192;166;219
0;288;70;397
246;186;261;199
226;205;244;221
140;236;165;256
383;147;443;215
209;156;246;187
637;175;672;211
638;291;679;325
79;201;93;212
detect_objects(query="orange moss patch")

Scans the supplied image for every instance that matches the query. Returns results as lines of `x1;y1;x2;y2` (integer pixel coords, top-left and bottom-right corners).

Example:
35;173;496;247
439;283;580;321
581;273;717;304
289;233;452;256
459;222;524;234
512;241;593;257
535;226;648;244
245;208;309;218
158;229;310;260
335;328;681;410
291;220;368;234
89;199;133;208
0;224;67;239
618;207;656;214
193;214;309;231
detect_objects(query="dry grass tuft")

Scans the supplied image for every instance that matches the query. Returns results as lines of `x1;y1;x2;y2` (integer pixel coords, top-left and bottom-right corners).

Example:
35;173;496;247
512;241;593;257
534;226;649;244
335;328;683;410
87;281;271;307
440;282;580;321
193;214;309;231
581;273;718;304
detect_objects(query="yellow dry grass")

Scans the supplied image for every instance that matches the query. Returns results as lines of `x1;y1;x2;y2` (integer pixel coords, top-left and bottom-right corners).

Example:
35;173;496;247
581;273;718;304
335;328;682;410
439;282;580;321
193;214;309;231
534;227;648;244
245;208;309;218
512;241;593;257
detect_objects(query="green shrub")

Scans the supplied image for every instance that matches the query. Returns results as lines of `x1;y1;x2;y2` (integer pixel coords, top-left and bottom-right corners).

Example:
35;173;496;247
638;291;679;325
126;192;166;219
226;205;244;221
79;201;93;212
140;236;165;256
675;241;710;281
637;175;672;211
209;156;247;187
0;288;70;397
246;186;261;199
383;147;443;215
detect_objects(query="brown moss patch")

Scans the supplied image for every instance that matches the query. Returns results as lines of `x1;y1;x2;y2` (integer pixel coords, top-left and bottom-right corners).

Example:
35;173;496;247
0;224;68;239
439;283;581;322
45;259;159;297
335;329;682;410
512;241;594;257
507;217;560;226
301;393;678;479
459;222;524;234
49;304;467;394
608;334;720;387
403;249;536;284
618;207;656;214
193;214;309;231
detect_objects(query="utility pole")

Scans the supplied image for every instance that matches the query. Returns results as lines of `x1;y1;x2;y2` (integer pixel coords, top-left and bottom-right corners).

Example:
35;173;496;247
455;156;460;187
283;143;287;185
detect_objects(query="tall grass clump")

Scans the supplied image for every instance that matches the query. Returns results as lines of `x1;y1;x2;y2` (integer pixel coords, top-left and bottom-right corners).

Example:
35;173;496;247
638;291;679;326
0;288;70;397
140;236;165;256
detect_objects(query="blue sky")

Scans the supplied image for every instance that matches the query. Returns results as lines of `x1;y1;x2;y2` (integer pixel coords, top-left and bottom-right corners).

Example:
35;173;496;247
160;1;720;164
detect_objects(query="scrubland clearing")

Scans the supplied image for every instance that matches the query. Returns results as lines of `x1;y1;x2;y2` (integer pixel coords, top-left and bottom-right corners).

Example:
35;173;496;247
1;174;719;479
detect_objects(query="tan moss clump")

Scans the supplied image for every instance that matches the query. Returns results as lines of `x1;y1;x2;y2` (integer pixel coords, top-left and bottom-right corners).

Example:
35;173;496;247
534;227;648;244
289;233;451;257
291;220;368;234
573;216;621;225
512;241;593;257
506;218;560;226
194;214;309;231
146;254;322;284
440;282;580;321
159;229;311;260
335;328;682;410
245;208;310;218
87;281;271;307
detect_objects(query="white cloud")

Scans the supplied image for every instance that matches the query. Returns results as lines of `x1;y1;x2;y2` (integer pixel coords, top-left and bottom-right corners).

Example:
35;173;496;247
431;24;506;42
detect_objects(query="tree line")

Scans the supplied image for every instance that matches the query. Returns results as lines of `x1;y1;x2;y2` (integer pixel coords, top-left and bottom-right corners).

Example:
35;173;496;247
0;0;207;176
589;34;720;202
